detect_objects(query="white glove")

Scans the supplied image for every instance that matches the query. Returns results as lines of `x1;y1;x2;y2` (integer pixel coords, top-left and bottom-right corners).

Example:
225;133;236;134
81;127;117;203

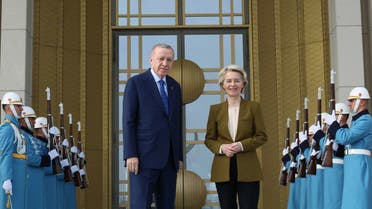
60;159;70;168
299;154;305;160
332;142;339;151
2;179;12;195
290;142;298;150
325;139;333;146
70;146;78;154
290;161;297;168
309;122;321;135
62;139;69;147
310;149;320;157
299;131;308;143
48;149;59;160
324;110;336;125
78;152;85;159
282;147;289;156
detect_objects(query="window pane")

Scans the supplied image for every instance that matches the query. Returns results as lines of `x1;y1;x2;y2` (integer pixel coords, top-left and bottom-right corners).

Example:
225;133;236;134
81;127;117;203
185;17;220;25
185;35;220;68
142;0;175;14
142;17;176;26
185;0;219;14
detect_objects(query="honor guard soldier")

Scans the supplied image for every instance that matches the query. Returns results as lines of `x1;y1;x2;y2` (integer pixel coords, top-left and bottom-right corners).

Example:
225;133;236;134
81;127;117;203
323;102;349;209
305;124;318;209
287;136;301;209
325;87;372;209
34;117;59;209
297;130;310;209
0;92;24;209
19;106;51;209
306;113;327;209
49;126;67;209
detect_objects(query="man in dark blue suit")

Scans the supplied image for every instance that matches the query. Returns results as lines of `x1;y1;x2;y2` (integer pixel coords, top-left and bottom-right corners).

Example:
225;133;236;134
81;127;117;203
123;43;183;209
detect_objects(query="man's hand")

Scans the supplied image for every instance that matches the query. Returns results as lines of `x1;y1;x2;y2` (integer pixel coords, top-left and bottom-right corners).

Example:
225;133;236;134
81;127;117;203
221;144;235;157
2;179;12;195
126;157;139;175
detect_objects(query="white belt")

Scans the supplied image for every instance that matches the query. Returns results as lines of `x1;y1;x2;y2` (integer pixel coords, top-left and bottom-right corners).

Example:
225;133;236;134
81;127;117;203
332;158;344;164
344;149;371;156
316;164;324;169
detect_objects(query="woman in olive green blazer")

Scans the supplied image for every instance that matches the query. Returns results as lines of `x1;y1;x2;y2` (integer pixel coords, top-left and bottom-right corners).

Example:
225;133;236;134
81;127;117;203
205;64;268;209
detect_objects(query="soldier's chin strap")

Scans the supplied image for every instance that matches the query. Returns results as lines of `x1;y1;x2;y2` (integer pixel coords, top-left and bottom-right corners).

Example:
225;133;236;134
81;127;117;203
25;118;33;131
353;99;360;114
9;105;20;119
41;127;49;139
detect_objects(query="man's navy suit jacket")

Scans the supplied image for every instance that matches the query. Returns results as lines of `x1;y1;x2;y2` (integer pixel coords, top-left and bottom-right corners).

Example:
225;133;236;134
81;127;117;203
122;69;183;169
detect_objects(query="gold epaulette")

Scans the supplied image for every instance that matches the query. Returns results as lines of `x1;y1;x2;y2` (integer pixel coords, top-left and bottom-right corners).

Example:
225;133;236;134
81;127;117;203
12;153;27;160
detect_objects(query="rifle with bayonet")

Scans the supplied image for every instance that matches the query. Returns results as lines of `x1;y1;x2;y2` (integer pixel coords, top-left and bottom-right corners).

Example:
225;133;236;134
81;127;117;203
68;113;83;187
45;87;63;175
288;110;301;183
279;118;291;186
77;121;88;189
298;98;309;178
322;69;336;168
59;102;74;182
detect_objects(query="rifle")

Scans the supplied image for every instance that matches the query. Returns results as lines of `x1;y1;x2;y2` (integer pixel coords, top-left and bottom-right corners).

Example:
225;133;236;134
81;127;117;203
297;98;309;178
288;110;301;183
59;103;74;182
77;121;88;189
68;113;83;187
322;69;336;167
307;87;322;175
45;87;63;175
279;118;291;186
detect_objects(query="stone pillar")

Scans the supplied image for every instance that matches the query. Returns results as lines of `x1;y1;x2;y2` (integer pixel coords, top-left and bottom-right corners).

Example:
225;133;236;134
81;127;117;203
329;0;365;101
0;0;33;110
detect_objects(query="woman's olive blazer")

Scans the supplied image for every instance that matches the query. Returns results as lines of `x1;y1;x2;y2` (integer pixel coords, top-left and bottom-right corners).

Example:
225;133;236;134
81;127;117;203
205;99;268;182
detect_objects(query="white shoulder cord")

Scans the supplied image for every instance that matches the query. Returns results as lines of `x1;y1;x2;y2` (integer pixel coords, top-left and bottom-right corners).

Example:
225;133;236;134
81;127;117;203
9;123;26;154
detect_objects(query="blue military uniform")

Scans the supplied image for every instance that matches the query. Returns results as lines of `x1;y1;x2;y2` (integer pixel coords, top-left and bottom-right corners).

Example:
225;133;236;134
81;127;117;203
38;135;60;209
307;130;325;209
297;133;310;209
329;110;372;209
323;124;348;209
22;128;50;209
287;141;300;209
0;115;27;209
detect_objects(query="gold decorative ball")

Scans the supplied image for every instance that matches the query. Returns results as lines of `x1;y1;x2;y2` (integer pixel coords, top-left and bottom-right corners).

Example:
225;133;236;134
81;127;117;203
175;170;207;209
169;59;205;105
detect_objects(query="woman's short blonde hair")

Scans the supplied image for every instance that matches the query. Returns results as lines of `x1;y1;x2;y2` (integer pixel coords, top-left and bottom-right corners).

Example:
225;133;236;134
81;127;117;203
218;64;248;90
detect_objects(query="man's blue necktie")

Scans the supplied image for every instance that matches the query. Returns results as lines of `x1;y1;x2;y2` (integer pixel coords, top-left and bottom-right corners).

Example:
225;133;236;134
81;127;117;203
159;80;169;114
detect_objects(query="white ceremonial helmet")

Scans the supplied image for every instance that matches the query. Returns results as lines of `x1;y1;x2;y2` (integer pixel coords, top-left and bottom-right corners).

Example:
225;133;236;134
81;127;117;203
348;87;370;114
34;117;48;129
21;106;37;118
335;103;349;115
1;92;23;105
49;126;60;136
1;92;23;118
348;87;370;100
21;106;37;131
34;117;49;138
